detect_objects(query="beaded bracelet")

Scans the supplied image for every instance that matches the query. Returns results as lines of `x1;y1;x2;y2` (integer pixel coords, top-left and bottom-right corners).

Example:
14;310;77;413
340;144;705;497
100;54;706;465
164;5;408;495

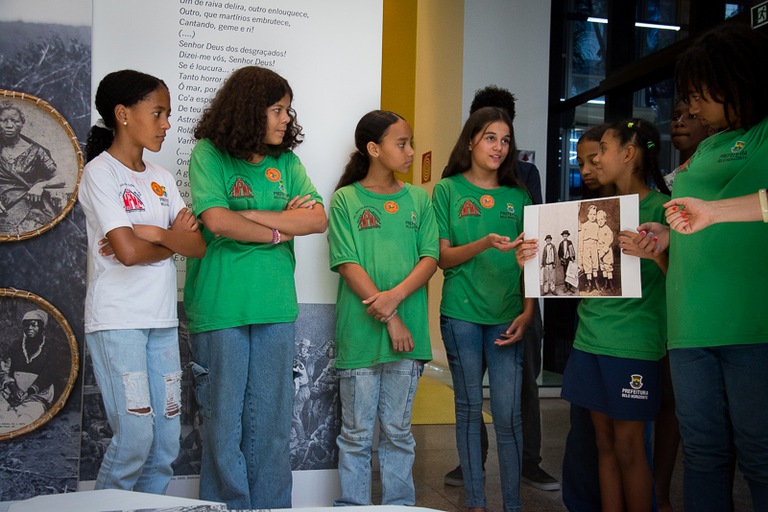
271;228;282;244
759;189;768;223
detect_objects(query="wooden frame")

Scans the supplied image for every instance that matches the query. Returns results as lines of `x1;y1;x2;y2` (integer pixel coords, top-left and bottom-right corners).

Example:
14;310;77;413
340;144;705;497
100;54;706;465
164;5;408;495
0;288;79;441
0;90;83;242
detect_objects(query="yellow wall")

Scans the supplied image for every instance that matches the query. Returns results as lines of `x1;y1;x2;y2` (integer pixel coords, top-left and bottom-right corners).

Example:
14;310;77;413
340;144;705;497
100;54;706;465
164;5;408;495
381;0;417;182
382;0;464;368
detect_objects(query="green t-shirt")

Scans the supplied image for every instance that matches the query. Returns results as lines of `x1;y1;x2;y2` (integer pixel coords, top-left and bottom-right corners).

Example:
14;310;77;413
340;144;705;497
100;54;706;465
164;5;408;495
328;182;438;369
184;138;323;333
668;116;768;349
574;190;669;361
433;174;531;324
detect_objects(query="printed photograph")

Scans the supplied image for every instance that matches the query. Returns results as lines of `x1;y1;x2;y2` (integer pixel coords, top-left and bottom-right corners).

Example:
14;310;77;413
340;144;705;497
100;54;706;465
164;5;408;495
523;195;641;298
0;92;83;241
0;289;78;440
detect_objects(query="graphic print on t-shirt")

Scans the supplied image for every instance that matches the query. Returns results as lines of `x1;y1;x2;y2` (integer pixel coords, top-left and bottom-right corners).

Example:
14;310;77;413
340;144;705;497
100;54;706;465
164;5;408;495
458;198;481;218
122;188;145;212
229;176;254;198
356;207;381;230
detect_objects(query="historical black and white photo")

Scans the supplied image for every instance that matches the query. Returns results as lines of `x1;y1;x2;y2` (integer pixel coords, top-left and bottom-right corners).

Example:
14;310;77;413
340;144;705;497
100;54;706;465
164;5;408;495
0;291;78;439
0;92;83;241
523;195;641;298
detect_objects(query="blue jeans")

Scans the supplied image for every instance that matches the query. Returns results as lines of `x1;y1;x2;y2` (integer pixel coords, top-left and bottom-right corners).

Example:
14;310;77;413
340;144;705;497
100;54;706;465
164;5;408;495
670;344;768;512
86;328;182;494
335;359;421;506
190;323;294;510
441;316;524;512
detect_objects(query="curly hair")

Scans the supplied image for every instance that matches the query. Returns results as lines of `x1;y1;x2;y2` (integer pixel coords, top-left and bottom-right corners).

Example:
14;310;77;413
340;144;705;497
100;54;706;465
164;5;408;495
0;101;26;125
675;24;768;131
443;107;521;189
85;69;167;162
470;85;517;121
606;118;670;196
335;110;404;191
194;66;304;160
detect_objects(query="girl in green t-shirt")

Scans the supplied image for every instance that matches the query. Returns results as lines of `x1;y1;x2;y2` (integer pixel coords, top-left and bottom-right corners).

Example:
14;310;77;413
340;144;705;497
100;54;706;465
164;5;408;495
434;107;533;512
328;110;438;506
184;66;327;510
520;118;671;512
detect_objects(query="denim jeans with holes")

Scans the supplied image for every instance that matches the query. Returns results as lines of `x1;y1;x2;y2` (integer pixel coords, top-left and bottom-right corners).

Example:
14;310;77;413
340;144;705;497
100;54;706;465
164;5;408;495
86;328;182;494
335;359;421;506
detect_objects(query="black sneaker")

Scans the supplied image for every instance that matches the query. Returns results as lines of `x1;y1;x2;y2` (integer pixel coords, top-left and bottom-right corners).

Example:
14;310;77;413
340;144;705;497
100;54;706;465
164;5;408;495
444;465;463;487
521;465;560;491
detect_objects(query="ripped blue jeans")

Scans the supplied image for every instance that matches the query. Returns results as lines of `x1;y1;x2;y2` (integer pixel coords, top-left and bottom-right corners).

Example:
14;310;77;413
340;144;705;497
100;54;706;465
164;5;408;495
86;328;182;494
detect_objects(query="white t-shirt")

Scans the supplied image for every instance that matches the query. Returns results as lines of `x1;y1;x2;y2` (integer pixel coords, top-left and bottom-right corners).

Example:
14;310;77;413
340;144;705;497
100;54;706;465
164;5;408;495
79;151;186;333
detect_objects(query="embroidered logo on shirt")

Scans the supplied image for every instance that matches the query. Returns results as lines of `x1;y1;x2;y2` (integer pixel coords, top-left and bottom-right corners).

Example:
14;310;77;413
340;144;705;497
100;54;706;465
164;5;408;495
151;182;167;197
500;202;520;221
480;195;495;208
266;168;281;182
731;141;745;153
458;199;481;218
357;208;381;230
384;201;399;214
278;179;286;194
122;188;145;212
405;211;419;230
229;177;254;198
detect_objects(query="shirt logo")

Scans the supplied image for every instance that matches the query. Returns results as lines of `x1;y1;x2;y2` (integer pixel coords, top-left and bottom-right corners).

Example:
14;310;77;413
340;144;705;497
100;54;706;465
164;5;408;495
458;199;481;218
357;208;381;230
731;141;745;153
405;211;418;230
480;195;495;208
230;177;254;198
506;203;515;214
384;201;399;214
122;188;145;212
151;182;167;197
266;168;281;182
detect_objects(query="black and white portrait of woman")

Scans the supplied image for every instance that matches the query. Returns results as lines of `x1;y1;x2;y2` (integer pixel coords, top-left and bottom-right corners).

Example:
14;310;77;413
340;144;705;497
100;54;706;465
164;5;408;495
0;92;83;241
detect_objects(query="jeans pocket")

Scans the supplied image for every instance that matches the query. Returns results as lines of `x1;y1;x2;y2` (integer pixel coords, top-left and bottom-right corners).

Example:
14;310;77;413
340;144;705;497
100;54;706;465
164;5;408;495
188;361;210;419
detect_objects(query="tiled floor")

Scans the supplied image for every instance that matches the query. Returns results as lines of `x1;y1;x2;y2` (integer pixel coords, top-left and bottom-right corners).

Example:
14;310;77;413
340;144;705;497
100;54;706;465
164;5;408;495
383;365;755;512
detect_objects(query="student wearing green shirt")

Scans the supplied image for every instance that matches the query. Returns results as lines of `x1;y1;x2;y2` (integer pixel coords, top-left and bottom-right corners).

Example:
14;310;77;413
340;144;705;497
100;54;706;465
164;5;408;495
639;25;768;512
520;118;671;512
434;107;532;512
184;66;327;510
328;110;438;506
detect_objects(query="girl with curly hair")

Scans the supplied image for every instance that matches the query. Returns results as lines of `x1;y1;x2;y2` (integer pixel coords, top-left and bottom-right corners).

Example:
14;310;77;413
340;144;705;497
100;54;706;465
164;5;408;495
183;66;327;509
640;24;768;511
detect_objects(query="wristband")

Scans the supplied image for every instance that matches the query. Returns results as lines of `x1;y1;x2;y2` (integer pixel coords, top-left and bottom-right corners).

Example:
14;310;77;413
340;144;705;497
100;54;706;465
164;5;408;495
271;228;281;244
759;189;768;223
383;309;398;323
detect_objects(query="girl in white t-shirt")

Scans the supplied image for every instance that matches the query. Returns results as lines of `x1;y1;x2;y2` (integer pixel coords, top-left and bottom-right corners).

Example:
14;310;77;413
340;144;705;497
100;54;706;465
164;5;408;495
79;69;205;494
